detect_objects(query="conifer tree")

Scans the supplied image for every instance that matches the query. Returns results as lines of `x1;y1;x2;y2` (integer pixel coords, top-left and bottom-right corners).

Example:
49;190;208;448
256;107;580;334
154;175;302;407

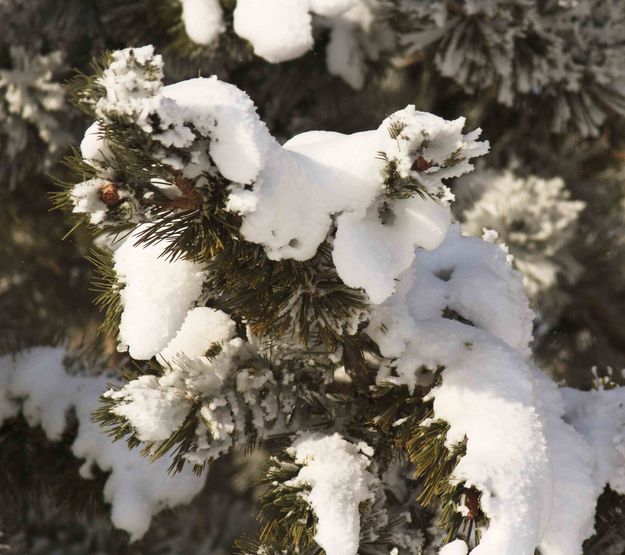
3;1;625;554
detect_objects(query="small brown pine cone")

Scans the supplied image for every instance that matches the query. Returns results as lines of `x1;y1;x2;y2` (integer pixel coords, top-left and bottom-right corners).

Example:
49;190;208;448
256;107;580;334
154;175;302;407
99;182;121;208
411;156;432;172
465;488;481;520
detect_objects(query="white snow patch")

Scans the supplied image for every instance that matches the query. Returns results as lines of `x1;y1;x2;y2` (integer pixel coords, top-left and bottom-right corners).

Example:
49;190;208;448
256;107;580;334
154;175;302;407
234;108;486;303
233;0;314;63
310;0;356;17
70;178;110;224
158;307;236;363
106;375;192;443
533;371;598;555
114;225;207;359
160;77;274;184
180;0;224;45
0;347;206;541
563;386;625;494
231;0;382;89
326;19;366;89
80;121;111;171
288;433;376;555
440;540;468;555
367;226;602;554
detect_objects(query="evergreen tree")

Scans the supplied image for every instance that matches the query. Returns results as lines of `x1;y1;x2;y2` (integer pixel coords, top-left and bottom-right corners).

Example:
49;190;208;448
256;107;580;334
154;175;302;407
3;1;625;554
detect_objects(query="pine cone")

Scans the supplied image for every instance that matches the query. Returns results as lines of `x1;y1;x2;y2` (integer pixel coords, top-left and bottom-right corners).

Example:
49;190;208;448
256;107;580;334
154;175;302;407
99;182;121;208
412;156;432;172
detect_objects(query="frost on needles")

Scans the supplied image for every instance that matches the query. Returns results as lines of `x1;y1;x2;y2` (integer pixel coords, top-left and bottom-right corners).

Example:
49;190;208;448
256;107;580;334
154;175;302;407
45;45;625;553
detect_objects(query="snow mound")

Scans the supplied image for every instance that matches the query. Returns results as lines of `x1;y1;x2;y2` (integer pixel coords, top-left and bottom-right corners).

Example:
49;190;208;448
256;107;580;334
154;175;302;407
0;347;206;541
288;433;377;555
114;225;207;360
367;227;603;555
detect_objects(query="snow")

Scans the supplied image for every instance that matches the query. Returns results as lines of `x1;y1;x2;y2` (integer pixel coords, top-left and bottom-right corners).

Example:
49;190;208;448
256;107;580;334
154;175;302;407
80;121;111;172
378;109;489;190
160;77;274;184
532;371;598;555
158;307;236;364
180;0;224;45
93;58;273;186
70;178;111;224
323;1;381;89
309;0;356;17
332;194;451;303
0;47;69;160
229;0;387;89
114;225;207;359
287;433;376;555
368;226;534;369
95;46;164;134
231;0;364;67
398;0;625;135
458;171;585;300
563;386;625;495
326;19;366;89
104;335;280;466
107;376;192;442
80;48;487;305
234;107;486;303
174;0;388;89
69;46;625;554
235;130;381;262
91;69;276;185
367;227;603;554
430;324;549;554
440;540;468;555
0;347;206;541
233;0;314;63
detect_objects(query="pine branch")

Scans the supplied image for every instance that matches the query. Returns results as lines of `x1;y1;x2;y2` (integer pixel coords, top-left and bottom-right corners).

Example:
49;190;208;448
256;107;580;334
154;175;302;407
402;417;486;547
93;352;342;475
85;247;124;338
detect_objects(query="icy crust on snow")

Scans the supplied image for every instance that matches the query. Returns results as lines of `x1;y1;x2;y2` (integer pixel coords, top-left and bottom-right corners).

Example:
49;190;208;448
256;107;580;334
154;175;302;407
367;227;604;554
0;348;206;541
79;48;487;305
114;225;207;360
287;433;377;555
180;0;224;45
